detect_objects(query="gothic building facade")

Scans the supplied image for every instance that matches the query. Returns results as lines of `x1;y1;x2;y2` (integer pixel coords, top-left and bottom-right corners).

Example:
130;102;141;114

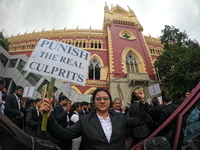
1;3;164;105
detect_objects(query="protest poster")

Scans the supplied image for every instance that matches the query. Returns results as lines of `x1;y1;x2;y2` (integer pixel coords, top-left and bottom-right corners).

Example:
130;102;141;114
154;83;161;95
23;38;91;86
22;86;35;97
148;86;155;96
65;81;72;96
54;90;61;102
148;83;161;96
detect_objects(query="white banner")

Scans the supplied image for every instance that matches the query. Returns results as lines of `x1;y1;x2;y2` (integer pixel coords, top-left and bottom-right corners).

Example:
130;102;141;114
148;83;161;96
65;81;72;96
23;39;90;86
54;90;61;102
148;86;155;96
154;83;161;95
22;86;35;98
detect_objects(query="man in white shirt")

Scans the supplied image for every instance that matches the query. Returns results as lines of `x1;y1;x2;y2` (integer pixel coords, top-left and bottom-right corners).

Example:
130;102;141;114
5;86;25;130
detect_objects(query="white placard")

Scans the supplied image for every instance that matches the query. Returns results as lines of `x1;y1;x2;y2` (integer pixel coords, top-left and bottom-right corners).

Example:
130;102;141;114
148;86;155;96
65;81;72;96
148;84;161;96
157;96;163;104
154;83;161;95
54;90;61;102
22;86;35;97
23;39;90;86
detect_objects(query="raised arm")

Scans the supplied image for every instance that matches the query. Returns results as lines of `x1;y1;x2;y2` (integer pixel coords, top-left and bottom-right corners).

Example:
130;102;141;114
39;98;82;141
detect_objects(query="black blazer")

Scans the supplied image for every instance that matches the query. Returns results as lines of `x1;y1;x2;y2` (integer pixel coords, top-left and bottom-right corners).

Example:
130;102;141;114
78;109;89;116
129;102;151;138
4;95;24;129
53;104;68;128
156;103;179;127
47;108;145;150
173;98;184;105
24;107;39;136
150;104;165;124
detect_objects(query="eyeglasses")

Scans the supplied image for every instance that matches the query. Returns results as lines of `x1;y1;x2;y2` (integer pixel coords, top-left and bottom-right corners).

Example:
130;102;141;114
95;97;110;102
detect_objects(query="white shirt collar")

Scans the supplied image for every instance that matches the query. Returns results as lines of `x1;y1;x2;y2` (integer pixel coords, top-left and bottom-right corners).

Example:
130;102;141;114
14;94;19;100
96;113;112;143
114;109;121;113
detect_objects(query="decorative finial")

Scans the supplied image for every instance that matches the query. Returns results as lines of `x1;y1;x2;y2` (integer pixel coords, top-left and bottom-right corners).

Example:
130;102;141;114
104;2;109;11
148;33;151;37
127;5;134;14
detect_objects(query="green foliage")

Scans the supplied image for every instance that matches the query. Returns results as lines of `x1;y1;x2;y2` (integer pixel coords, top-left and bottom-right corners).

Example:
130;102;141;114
0;32;9;51
155;25;200;98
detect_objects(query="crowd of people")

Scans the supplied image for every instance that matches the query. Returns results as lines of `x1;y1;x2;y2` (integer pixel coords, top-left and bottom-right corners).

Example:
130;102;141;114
0;77;199;150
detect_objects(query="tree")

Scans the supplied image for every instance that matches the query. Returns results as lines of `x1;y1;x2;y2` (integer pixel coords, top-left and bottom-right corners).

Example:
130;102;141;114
0;32;9;51
155;25;200;98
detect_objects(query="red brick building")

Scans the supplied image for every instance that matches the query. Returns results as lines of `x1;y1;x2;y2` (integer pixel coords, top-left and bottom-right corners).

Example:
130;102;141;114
3;3;164;104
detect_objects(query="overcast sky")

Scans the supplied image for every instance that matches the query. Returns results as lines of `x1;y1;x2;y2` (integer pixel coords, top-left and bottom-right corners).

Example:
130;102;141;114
1;0;200;42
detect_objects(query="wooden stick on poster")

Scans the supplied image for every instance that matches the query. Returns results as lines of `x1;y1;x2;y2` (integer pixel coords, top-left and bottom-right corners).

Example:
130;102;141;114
41;78;55;131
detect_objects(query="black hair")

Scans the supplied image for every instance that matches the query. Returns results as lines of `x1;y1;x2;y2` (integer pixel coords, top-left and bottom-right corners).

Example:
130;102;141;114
81;101;88;106
92;87;112;107
176;92;184;99
162;95;171;103
35;98;42;103
185;90;191;94
151;97;159;106
131;92;139;101
0;77;5;85
15;86;24;90
58;95;68;103
25;99;35;108
71;102;80;112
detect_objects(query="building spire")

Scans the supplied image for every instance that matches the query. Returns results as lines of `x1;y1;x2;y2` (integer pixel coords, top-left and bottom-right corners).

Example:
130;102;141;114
127;5;135;16
104;2;109;11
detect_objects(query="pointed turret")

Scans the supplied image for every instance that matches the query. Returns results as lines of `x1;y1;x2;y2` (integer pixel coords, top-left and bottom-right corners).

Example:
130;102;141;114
127;5;143;31
103;2;111;30
104;2;109;12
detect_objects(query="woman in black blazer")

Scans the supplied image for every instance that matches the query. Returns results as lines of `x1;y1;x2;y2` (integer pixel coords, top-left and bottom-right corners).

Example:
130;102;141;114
40;88;149;150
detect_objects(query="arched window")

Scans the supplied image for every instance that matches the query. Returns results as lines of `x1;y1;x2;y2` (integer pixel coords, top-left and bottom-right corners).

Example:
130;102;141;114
91;42;94;48
126;52;139;73
98;43;102;49
88;58;100;80
75;42;79;47
79;42;82;47
95;43;98;48
83;42;86;48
